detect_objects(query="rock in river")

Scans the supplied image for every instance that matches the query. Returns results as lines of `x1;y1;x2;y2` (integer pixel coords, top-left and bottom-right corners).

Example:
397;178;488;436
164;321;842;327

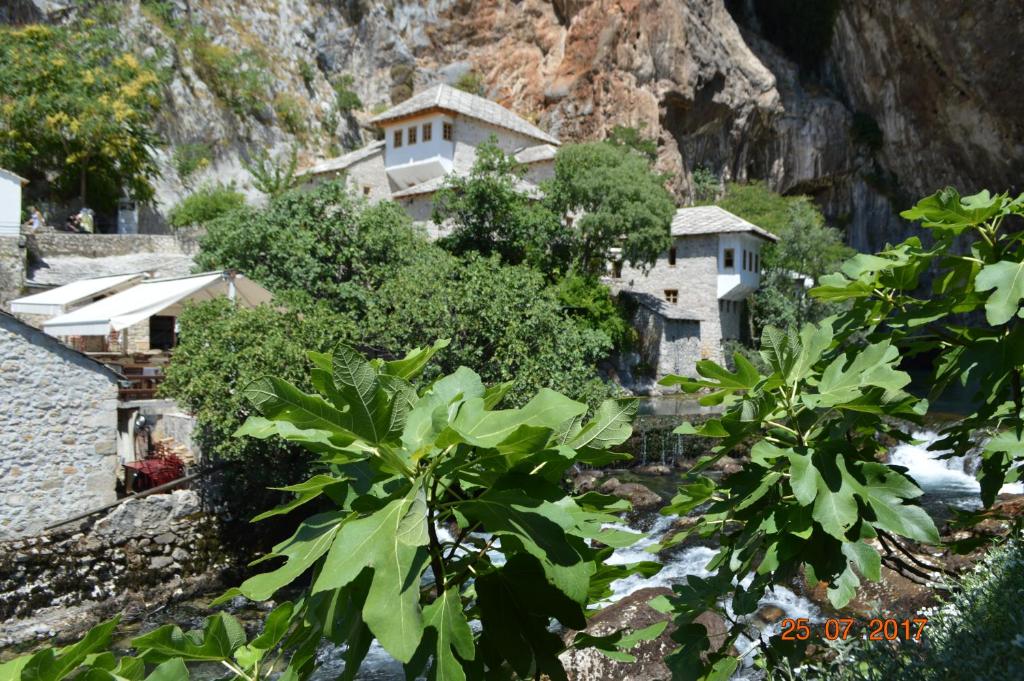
599;478;663;511
560;587;727;681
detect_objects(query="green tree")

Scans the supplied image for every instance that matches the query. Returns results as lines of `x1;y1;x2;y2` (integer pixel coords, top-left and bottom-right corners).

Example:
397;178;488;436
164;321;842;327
555;273;634;349
195;180;424;311
7;344;659;680
546;141;675;275
167;182;246;228
363;249;615;406
433;140;566;271
0;22;163;209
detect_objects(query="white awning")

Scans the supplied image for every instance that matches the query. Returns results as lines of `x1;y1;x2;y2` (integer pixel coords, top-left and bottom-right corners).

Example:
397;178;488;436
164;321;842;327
43;272;272;337
10;273;147;318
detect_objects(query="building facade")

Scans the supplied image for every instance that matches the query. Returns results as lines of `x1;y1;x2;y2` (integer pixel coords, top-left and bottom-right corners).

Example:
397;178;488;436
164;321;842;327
299;83;558;237
615;206;778;378
0;311;121;539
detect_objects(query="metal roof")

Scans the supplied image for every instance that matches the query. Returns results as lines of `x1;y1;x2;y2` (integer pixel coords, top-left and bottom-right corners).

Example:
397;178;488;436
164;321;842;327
297;141;385;178
671;206;779;242
369;84;559;146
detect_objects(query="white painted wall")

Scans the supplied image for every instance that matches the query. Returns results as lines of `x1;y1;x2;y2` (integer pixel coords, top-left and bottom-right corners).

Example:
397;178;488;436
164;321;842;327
0;171;24;237
717;233;765;300
382;113;455;188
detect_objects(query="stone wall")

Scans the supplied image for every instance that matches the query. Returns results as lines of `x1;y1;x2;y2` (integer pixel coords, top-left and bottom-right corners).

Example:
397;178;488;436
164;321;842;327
28;231;199;259
0;490;231;645
631;303;702;379
0;315;120;540
619;234;724;366
0;236;26;309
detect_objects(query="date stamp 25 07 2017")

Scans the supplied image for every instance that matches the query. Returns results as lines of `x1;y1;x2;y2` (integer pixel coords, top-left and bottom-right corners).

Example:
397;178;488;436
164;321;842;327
779;617;929;642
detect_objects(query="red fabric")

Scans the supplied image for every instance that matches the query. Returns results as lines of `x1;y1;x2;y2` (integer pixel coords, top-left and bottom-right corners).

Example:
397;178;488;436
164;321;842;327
124;454;184;490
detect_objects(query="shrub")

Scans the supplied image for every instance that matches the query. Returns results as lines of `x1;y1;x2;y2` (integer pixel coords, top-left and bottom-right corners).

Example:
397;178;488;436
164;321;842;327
166;183;246;228
273;92;306;134
453;69;486;95
187;26;269;117
242;147;299;199
298;59;316;89
172;142;213;182
332;73;362;112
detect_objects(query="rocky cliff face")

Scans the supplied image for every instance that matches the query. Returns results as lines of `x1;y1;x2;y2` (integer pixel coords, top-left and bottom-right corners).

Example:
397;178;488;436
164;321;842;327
8;0;1023;250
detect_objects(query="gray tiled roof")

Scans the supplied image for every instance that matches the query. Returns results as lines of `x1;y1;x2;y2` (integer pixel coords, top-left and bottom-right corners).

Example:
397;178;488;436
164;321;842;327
370;84;559;146
27;253;196;287
391;173;541;199
297;141;385;178
514;144;558;164
622;290;702;321
671;206;778;241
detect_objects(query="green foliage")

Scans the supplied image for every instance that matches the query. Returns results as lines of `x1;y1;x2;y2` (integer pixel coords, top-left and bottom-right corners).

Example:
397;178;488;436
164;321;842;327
0;22;163;208
195;180;422;308
298;60;316;89
546;141;676;275
660;187;1024;677
16;345;655;680
433;140;566;271
186;25;269;117
690;166;720;203
453;70;486;96
159;299;357;519
607;125;658;163
555;274;634;349
172;142;213;184
851;111;883;151
273;93;306;135
659;320;935;676
242;147;299;199
811;532;1024;680
332;73;363;112
167;183;246;228
363;249;616;407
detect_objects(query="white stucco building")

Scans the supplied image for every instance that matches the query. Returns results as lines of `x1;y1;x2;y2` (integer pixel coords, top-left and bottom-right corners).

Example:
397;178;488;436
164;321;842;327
613;206;778;378
0;168;28;238
299;83;558;237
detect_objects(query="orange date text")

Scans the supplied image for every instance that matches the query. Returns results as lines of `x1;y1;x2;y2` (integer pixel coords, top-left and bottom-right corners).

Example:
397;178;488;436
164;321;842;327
779;617;928;641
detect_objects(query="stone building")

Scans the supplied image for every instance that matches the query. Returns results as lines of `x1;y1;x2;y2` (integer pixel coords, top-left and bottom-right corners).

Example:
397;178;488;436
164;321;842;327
0;310;121;540
614;206;778;378
299;83;558;236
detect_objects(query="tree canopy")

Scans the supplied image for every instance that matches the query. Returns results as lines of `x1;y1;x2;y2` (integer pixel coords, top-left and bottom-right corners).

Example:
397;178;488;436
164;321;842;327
432;141;566;271
0;22;163;210
546;141;675;275
195;181;425;311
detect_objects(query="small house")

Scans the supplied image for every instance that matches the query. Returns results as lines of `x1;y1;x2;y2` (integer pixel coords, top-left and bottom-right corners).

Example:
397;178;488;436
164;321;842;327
298;83;559;236
0;310;121;539
614;206;778;378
